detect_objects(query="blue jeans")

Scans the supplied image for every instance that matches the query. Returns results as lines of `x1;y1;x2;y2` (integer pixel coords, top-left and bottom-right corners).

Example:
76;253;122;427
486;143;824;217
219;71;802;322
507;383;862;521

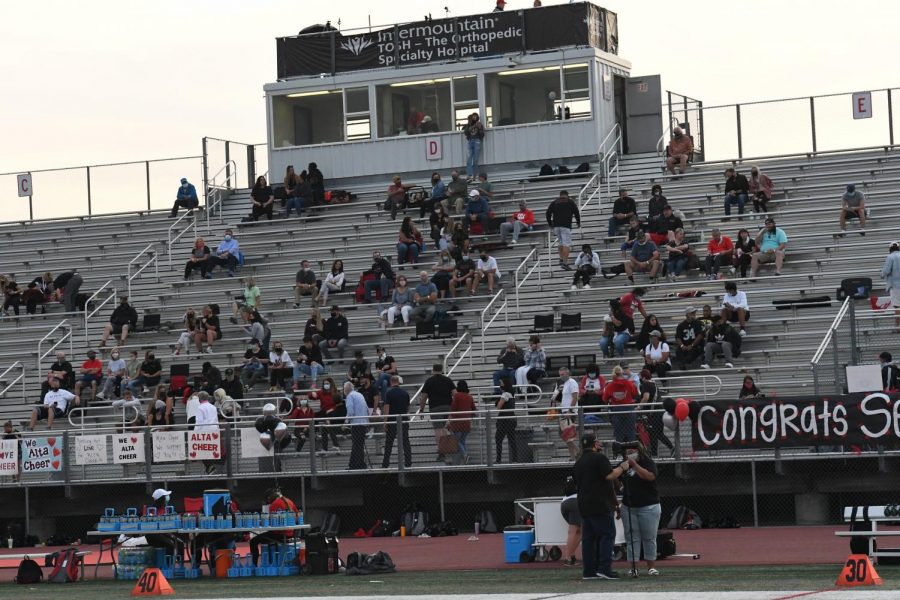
582;513;616;578
364;277;390;301
608;216;631;237
128;376;160;396
377;372;393;401
600;331;632;357
492;368;516;394
466;138;482;177
610;404;636;442
397;242;420;264
666;255;688;276
724;193;747;215
285;196;306;217
453;430;470;456
620;503;661;562
293;362;323;384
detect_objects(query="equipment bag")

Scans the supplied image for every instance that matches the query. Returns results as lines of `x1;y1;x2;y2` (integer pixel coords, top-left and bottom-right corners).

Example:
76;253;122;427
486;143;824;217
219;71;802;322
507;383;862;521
402;508;429;536
47;547;80;583
477;509;499;534
654;531;677;559
837;277;873;300
15;557;43;584
849;506;876;555
321;512;341;536
772;296;832;310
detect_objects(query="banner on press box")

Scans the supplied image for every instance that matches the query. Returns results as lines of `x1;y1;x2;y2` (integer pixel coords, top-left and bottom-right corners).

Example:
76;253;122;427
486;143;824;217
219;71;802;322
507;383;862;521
0;440;18;476
188;431;221;460
20;437;63;473
113;434;145;464
240;427;274;458
75;435;108;465
152;431;186;463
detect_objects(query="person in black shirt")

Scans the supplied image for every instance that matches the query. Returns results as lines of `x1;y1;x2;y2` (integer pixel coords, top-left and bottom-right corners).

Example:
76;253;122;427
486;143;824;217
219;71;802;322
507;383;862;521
294;336;324;387
221;368;244;400
41;351;75;396
200;361;223;395
382;375;412;468
250;176;275;221
128;351;162;396
733;228;757;278
307;162;325;206
620;443;662;576
53;270;83;313
646;185;668;221
493;337;524;395
364;251;395;303
374;345;398;402
599;299;635;359
358;374;380;410
194;304;221;354
293;260;318;308
347;351;371;386
647;204;683;247
419;364;456;458
573;434;627;580
99;296;139;348
638;370;673;458
674;306;704;369
319;305;349;360
723;168;749;217
607;188;637;237
241;340;269;389
495;378;518;463
879;352;900;391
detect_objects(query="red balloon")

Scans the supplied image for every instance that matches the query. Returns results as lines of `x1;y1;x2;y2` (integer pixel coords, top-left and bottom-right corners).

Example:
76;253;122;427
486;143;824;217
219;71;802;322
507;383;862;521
675;397;687;404
674;401;690;422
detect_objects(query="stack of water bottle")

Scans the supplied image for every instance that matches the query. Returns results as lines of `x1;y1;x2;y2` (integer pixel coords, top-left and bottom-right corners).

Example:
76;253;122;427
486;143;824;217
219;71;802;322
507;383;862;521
233;510;304;529
97;507;303;532
116;547;157;580
96;506;181;533
225;543;301;578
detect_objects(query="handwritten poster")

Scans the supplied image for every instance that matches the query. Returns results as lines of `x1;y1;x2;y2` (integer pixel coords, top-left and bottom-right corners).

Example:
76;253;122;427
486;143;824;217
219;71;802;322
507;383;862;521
240;427;273;458
21;437;63;473
113;434;145;465
188;431;220;461
75;435;108;465
152;431;186;463
0;440;18;476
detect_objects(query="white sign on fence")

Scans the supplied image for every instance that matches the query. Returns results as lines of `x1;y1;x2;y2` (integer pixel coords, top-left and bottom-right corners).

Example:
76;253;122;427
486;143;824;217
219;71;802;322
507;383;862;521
17;173;32;198
21;437;63;473
852;92;873;119
425;137;442;161
75;435;108;465
240;427;273;458
188;431;221;461
0;440;18;476
112;433;145;464
846;364;885;393
152;431;186;463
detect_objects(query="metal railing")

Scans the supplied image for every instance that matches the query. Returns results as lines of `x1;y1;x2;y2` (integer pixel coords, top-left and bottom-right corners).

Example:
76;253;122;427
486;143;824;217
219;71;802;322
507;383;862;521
0;361;26;403
166;204;198;268
83;280;117;345
513;246;541;315
479;289;509;354
810;296;856;395
36;320;73;374
205;160;238;234
126;243;159;299
442;331;473;378
68;405;142;431
655;373;723;401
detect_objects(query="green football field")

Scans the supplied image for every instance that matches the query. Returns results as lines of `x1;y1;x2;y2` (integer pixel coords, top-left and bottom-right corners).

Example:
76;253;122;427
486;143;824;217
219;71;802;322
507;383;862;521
4;565;899;599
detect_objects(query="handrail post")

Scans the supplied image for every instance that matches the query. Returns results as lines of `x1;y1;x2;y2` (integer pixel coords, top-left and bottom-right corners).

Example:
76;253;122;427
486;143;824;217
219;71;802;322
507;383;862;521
247;145;256;188
810;97;817;153
888;89;895;147
145;161;151;211
202;136;209;206
396;414;405;474
848;300;858;366
86;166;92;216
735;104;743;159
224;142;231;189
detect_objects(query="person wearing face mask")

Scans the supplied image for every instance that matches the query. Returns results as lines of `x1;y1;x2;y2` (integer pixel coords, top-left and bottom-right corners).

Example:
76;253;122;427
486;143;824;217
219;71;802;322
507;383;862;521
572;244;601;290
500;199;535;245
311;377;343;452
221;367;244;401
411;271;439;323
98;347;128;400
294;336;324;388
74;350;103;405
449;251;476;298
646;185;668;221
430;205;450;250
268;341;294;392
128;351;162;397
146;387;175;428
665;126;693;175
319;305;349;361
579;364;607;421
384;275;413;327
738;375;765;401
209;229;241;278
364;251;396;303
441;170;468;214
242;340;269;390
99;296;138;348
373;345;398;401
170;177;199;218
230;277;261;325
288;392;315;451
493;337;524;396
471;250;500;296
293;260;319;308
194;305;222;354
620;442;662;577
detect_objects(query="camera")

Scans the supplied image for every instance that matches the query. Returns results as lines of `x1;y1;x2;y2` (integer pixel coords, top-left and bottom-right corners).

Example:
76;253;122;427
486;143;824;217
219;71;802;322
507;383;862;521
611;440;640;458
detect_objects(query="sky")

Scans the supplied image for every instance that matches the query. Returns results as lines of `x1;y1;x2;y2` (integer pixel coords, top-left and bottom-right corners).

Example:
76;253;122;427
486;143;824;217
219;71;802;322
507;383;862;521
1;0;898;222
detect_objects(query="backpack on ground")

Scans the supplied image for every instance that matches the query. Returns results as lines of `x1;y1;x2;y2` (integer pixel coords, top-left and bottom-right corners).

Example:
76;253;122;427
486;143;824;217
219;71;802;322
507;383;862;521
345;551;396;576
573;161;591;173
15;557;43;584
47;547;81;583
426;520;459;537
401;507;429;536
477;510;499;534
556;165;570;175
321;512;341;536
537;164;554;178
666;505;703;530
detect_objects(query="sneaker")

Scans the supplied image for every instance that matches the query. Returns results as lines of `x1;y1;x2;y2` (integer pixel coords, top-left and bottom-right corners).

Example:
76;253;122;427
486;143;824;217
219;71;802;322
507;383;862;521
293;303;300;309
571;285;578;291
229;316;238;325
582;284;591;290
204;347;213;354
563;557;579;567
648;568;660;576
511;239;518;245
227;270;235;277
725;362;734;368
582;575;600;580
628;568;638;577
700;364;711;370
204;273;213;279
596;571;621;580
561;263;572;271
739;328;746;337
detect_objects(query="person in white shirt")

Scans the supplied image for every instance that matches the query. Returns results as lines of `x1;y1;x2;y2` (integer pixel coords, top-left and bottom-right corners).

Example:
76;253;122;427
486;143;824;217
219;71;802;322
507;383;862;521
343;382;370;470
641;330;671;377
555;367;580;459
29;378;77;430
720;281;750;336
193;391;221;474
268;341;295;391
316;260;345;305
471;251;500;296
97;348;128;400
571;244;601;290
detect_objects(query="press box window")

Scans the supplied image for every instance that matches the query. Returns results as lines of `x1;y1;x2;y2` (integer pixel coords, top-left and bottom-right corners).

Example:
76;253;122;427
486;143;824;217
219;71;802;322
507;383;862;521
453;76;479;129
485;67;561;127
344;88;371;141
561;64;591;120
272;91;344;148
376;79;452;137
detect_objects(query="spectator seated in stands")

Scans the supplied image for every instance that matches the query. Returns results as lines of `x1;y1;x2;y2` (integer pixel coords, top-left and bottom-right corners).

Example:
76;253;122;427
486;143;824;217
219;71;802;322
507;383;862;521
230;277;261;325
449;251;476;298
425;172;447;219
386;175;413;220
397;217;423;265
199;361;223;395
293;336;324;388
839;183;867;237
293;260;319;308
208;229;241;277
304;307;324;344
620;286;648;322
642;330;671;378
184;237;211;280
636;313;666;351
283;165;308;218
879;352;899;391
99;296;138;348
383;275;413;326
374;345;398;401
748;166;774;213
704;228;734;280
739;375;766;400
599;298;635;358
624;230;661;284
1;277;21;317
320;305;349;361
449;220;470;258
170;177;199;218
145;387;175;428
268;340;294;392
750;217;788;278
702;315;741;370
419;114;439;133
493;337;524;395
288;393;315;451
500;199;535;245
316;260;345;305
732;228;756;279
721;280;750;336
249;176;275;221
221;366;244;402
443;170;468;214
600;216;642;280
546;190;581;270
429;204;450;249
347;350;371;387
665;228;691;281
647;185;668;221
111;388;143;421
173;307;198;355
194;304;222;354
97;348;127;400
475;171;494;204
464;189;490;232
571;243;601;290
674;306;705;369
472;249;500;296
431;249;456;299
22;281;46;315
648;204;682;246
28;377;77;430
73;349;103;405
311;377;344;452
579;364;607;421
665;126;694;175
607;187;637;238
698;304;715;332
128;351;162;397
412;270;439;323
723;168;750;217
241;339;269;390
514;335;547;389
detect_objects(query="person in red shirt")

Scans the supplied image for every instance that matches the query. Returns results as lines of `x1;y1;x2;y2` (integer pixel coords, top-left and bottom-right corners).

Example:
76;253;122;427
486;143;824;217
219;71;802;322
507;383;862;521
602;365;638;443
250;488;299;566
448;380;477;462
666;127;694;175
73;349;103;405
287;392;315;451
704;228;734;280
619;287;647;321
499;199;536;245
310;377;343;452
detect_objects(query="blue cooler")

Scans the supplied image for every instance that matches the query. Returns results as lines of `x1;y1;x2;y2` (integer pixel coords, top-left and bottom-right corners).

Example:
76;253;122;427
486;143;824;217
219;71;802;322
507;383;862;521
503;526;535;563
204;489;231;517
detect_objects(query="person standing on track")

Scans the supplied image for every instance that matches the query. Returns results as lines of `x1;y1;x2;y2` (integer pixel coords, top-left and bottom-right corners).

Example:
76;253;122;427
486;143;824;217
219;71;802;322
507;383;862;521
620;442;662;576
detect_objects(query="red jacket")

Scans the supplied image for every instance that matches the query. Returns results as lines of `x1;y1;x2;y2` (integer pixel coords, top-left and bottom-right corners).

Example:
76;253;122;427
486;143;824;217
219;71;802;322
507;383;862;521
269;496;298;538
602;378;638;405
511;209;535;227
579;374;607;396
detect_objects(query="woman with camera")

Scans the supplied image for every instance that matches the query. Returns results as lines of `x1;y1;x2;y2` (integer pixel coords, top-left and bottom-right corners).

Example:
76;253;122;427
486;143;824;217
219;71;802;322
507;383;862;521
620;442;661;576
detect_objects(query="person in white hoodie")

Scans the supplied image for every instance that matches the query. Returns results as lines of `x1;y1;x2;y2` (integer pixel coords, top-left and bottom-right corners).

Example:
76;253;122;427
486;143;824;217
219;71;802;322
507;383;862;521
571;244;601;290
882;242;900;329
